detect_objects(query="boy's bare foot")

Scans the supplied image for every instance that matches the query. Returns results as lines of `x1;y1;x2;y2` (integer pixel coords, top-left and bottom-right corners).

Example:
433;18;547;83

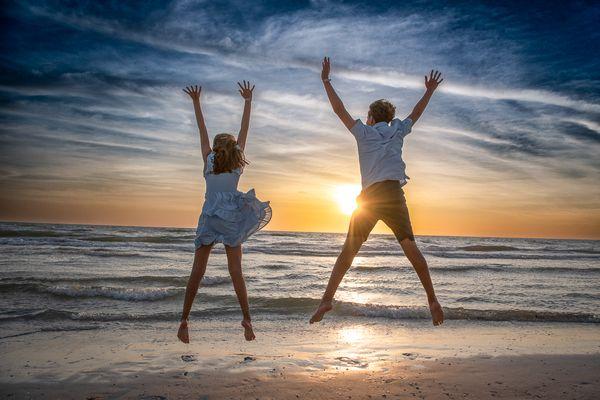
177;320;190;343
242;319;255;341
429;300;444;326
309;301;333;324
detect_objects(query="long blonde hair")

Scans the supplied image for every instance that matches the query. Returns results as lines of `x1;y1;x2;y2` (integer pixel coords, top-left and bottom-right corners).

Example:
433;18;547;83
212;133;248;174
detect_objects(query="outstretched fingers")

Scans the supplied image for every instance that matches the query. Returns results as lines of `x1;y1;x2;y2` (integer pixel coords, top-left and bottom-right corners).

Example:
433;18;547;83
425;70;444;88
183;85;201;99
237;80;255;100
237;80;255;92
321;56;331;80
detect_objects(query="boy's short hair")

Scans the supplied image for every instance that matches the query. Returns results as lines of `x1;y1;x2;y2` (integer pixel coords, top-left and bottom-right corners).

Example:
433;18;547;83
369;99;396;123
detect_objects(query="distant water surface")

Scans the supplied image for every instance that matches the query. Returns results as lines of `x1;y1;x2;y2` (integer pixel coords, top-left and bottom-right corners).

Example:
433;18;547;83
0;222;598;333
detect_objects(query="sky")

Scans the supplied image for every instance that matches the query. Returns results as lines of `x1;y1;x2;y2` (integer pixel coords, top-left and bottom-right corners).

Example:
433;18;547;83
0;0;599;239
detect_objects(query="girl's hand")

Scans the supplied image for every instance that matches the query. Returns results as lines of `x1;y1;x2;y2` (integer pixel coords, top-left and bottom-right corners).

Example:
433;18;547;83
321;56;330;81
425;70;443;91
183;85;201;101
237;80;255;101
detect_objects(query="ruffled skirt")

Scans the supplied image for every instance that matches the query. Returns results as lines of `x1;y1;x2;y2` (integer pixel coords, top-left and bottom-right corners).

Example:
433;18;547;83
195;189;271;248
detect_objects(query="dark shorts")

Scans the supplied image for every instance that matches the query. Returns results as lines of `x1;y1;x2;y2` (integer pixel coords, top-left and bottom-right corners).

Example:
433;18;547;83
347;180;415;244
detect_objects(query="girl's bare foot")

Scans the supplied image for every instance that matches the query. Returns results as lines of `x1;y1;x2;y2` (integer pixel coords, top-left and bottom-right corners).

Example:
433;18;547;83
309;301;333;324
177;320;190;343
429;300;444;326
241;319;255;341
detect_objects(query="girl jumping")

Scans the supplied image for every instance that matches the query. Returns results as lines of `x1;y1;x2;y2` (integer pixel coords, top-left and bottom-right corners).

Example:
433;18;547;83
178;81;271;342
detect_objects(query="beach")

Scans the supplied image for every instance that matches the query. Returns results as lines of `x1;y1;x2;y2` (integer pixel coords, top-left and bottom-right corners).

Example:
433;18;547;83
1;318;599;399
1;222;599;398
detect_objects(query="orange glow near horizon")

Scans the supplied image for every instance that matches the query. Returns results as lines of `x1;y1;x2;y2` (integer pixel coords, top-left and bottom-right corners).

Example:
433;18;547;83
0;126;598;240
1;177;599;239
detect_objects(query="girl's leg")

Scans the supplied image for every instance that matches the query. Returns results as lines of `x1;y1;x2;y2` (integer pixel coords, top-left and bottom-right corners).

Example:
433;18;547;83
224;244;255;341
178;244;213;343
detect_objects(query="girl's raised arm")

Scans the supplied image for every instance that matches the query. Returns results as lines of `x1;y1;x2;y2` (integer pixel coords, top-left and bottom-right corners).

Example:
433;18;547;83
236;80;254;152
183;85;211;162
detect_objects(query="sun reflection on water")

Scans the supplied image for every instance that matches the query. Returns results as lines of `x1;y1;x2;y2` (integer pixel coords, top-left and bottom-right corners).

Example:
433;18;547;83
339;326;366;343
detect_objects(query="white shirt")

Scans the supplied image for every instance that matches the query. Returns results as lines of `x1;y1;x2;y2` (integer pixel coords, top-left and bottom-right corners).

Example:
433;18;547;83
350;118;413;189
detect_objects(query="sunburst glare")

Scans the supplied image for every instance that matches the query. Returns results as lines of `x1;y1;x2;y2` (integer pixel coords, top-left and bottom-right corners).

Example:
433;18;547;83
333;184;362;215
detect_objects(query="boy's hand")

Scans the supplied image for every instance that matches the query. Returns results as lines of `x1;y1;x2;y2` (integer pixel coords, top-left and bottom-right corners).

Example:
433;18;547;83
425;70;443;91
183;85;201;101
321;56;331;81
238;80;255;101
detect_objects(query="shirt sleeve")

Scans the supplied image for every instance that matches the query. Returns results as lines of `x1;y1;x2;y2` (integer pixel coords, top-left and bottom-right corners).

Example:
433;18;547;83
350;119;367;139
391;118;413;138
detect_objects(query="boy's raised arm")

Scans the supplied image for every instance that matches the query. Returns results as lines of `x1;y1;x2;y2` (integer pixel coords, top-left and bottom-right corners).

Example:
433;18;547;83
183;85;212;162
407;70;443;125
321;57;356;131
236;80;255;152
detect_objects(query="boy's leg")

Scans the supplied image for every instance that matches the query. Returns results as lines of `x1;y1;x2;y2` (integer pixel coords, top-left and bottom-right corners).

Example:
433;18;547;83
178;244;213;343
224;244;255;341
310;208;376;324
399;239;444;326
380;185;444;326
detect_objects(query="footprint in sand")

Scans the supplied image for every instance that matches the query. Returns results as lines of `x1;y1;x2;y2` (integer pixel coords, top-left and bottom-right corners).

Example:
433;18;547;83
181;354;197;362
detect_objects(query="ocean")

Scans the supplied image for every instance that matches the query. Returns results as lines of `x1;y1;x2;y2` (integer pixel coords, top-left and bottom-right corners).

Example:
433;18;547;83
0;221;599;337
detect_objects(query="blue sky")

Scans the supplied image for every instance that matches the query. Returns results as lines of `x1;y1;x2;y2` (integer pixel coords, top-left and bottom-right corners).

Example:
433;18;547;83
1;0;599;237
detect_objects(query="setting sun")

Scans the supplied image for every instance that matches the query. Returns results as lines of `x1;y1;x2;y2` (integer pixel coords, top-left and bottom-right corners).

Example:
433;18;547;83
333;184;362;215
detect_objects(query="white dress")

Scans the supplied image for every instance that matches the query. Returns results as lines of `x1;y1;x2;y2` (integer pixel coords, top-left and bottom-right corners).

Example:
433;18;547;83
194;152;271;247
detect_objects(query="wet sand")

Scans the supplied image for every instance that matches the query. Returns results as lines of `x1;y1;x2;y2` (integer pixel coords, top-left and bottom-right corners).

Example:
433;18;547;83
1;317;599;399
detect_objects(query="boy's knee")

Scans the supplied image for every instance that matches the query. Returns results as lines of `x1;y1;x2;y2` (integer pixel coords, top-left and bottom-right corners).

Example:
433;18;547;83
341;237;363;258
401;240;426;262
399;237;416;247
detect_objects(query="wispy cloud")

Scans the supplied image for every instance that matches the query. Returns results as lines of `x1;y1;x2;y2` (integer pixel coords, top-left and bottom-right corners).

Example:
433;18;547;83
1;0;598;237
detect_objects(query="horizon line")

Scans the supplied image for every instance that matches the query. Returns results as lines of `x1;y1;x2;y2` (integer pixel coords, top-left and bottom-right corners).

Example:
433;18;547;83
1;219;598;242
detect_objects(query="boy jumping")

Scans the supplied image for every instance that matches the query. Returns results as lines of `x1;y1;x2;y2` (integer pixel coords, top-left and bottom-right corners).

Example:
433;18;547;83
310;57;444;326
